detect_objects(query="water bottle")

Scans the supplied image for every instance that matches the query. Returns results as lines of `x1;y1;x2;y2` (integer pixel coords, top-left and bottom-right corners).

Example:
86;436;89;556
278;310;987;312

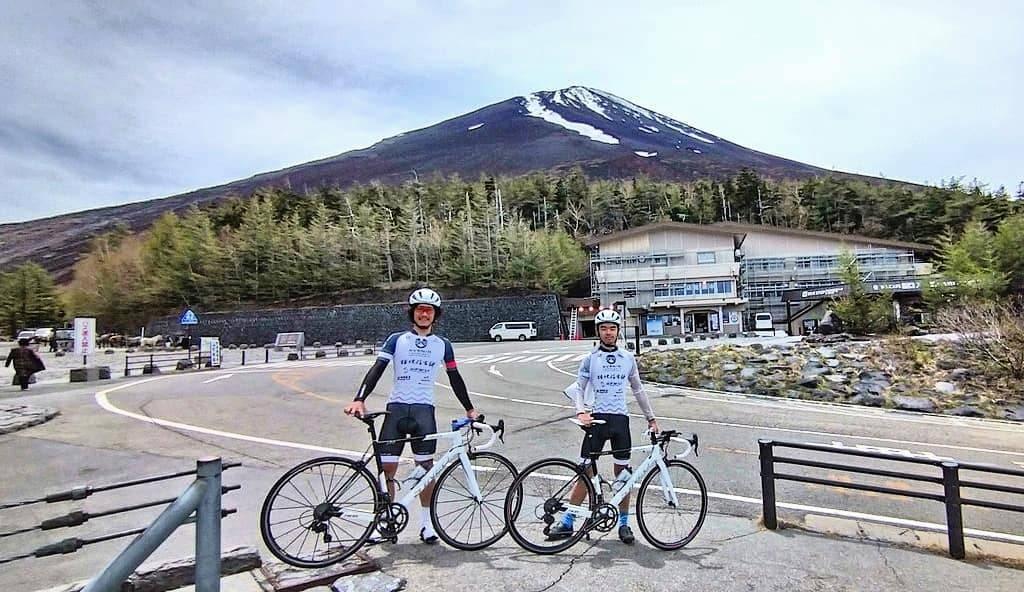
612;468;632;493
451;417;473;431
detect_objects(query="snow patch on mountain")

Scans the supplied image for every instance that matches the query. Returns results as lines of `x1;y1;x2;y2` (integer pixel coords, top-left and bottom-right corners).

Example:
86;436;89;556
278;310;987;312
635;151;658;158
522;94;619;144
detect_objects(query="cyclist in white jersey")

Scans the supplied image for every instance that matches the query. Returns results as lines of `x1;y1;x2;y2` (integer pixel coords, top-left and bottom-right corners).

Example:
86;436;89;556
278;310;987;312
551;308;658;544
344;288;478;544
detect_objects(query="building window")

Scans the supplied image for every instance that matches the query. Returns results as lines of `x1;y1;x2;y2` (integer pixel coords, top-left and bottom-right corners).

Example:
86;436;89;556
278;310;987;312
697;251;716;264
745;257;786;271
717;280;733;294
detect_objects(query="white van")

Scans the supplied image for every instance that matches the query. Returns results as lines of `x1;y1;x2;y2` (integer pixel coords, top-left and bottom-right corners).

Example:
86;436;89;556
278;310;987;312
753;313;774;332
489;322;538;342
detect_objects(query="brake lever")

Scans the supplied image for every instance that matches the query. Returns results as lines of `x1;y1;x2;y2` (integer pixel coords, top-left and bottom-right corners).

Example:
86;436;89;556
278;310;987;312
496;419;505;443
691;434;700;457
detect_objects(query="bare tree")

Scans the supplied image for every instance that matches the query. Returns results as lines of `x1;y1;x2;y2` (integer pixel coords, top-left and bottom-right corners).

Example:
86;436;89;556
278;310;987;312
934;298;1024;380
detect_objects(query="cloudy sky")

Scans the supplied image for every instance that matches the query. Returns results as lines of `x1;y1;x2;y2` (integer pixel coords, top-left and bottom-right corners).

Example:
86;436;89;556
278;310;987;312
2;1;1022;223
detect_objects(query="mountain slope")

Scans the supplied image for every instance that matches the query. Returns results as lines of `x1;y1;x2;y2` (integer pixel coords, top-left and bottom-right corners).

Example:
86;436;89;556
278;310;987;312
1;86;843;280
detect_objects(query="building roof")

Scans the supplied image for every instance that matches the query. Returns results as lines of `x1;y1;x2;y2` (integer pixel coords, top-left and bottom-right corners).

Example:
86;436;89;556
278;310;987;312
583;220;933;252
711;222;934;252
583;221;744;247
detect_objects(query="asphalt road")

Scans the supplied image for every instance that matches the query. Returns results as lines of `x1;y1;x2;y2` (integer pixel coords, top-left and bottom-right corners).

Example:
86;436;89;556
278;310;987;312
1;338;1022;591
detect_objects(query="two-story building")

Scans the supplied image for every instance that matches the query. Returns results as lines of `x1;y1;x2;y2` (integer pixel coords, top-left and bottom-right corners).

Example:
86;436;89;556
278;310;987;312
584;221;933;337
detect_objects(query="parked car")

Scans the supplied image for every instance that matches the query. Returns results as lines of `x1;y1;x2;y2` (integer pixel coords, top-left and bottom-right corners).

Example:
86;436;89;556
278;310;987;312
753;313;774;332
489;321;538;342
16;329;38;343
34;328;54;343
54;328;75;350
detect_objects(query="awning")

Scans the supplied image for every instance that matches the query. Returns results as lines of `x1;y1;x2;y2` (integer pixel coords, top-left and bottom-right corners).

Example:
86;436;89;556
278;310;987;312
650;297;747;309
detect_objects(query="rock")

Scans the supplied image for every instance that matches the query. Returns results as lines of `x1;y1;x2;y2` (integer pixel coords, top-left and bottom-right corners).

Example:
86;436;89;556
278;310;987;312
798;374;820;388
315;350;327;358
893;396;937;413
802;364;830;377
825;359;841;368
331;573;407;592
287;353;300;361
721;363;740;372
948;368;971;381
700;382;718;391
854;381;887;396
936;358;958;370
724;385;745;393
760;353;781;363
104;348;115;355
836;345;851;354
176;360;194;371
126;348;136;353
849;393;886;407
947;406;985;417
313;341;322;348
723;374;738;385
338;349;350;357
784;390;806;399
55;350;66;357
819;348;837;359
740;367;760;379
812;389;839;401
1004;406;1024;422
750;343;764;352
142;364;161;375
824;374;848;384
933;381;957;395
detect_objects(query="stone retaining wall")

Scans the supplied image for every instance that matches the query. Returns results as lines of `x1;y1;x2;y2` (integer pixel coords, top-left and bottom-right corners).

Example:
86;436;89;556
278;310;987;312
147;294;562;345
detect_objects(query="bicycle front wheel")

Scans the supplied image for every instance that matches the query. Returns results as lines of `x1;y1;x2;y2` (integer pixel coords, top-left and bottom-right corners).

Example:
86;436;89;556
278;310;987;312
260;457;379;567
431;451;518;550
504;458;596;555
635;460;707;550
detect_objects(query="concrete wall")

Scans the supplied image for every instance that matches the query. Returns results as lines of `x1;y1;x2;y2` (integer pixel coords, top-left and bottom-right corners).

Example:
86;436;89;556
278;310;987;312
147;294;562;345
740;229;907;258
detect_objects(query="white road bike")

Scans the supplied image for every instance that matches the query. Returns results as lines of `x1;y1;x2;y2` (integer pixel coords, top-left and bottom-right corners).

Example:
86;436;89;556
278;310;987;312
504;418;707;554
260;412;517;567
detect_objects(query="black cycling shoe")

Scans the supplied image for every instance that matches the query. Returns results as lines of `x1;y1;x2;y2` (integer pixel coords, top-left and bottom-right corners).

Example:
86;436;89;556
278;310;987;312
420;527;439;545
546;523;574;540
618;524;635;544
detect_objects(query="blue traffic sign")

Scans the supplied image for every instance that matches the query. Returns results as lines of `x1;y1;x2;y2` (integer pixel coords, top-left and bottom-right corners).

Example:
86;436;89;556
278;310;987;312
179;309;199;325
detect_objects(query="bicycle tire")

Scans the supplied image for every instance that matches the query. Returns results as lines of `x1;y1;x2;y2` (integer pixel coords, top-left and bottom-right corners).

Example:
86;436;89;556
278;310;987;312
430;451;518;550
260;456;379;567
635;460;707;550
504;457;596;555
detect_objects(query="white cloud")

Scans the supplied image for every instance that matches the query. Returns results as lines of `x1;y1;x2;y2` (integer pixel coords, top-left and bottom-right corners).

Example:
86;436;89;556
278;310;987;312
2;0;1022;222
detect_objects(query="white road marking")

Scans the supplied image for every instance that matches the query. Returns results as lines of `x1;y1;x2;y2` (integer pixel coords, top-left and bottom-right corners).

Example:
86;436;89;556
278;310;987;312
92;374;1024;543
546;361;1024;435
488;365;503;378
95;378;371;458
439;375;1024;459
551;354;577;362
202;374;234;384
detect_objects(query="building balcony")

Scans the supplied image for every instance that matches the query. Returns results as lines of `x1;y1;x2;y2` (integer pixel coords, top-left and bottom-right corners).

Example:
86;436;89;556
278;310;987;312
595;262;740;284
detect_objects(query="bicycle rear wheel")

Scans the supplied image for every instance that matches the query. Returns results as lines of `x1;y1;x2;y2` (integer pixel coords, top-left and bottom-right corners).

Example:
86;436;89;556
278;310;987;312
260;457;379;567
431;451;518;550
635;460;707;550
504;458;595;555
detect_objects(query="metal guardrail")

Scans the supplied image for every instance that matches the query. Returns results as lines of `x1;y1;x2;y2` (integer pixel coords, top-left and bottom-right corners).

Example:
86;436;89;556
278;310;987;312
758;439;1024;559
124;351;213;376
0;458;239;591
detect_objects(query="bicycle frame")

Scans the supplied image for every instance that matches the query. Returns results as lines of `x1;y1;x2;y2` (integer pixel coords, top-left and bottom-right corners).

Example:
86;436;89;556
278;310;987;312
330;419;498;527
561;431;695;522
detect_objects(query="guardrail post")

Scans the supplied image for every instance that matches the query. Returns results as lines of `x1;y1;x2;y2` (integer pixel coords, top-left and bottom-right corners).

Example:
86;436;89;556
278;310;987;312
241;350;246;366
81;480;208;592
941;461;966;559
124;355;129;377
759;439;778;530
265;348;269;364
195;457;222;591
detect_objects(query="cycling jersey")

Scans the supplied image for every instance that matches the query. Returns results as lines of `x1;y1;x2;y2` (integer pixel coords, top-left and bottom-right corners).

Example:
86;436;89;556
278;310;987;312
571;346;654;420
377;331;457;406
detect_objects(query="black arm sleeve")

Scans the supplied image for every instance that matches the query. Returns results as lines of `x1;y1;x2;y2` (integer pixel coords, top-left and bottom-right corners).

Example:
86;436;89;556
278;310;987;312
354;359;389;402
447;368;474;411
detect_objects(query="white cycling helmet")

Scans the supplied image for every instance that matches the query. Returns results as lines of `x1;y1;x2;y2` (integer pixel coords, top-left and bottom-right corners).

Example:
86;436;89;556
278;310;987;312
409;288;442;308
408;288;442;322
594;309;622;327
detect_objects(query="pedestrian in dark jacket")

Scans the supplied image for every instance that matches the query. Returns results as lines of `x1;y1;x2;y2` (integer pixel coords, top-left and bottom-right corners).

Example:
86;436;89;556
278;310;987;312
5;339;45;390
